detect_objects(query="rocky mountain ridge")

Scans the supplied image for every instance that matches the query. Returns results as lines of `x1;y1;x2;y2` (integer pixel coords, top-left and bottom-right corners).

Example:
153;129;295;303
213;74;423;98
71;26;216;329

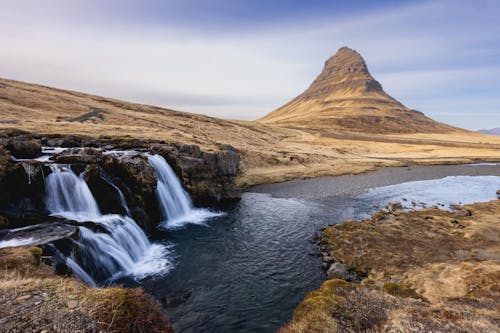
259;47;459;134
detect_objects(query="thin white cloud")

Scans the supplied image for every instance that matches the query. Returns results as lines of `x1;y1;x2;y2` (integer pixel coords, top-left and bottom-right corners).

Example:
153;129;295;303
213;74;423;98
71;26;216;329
0;0;498;128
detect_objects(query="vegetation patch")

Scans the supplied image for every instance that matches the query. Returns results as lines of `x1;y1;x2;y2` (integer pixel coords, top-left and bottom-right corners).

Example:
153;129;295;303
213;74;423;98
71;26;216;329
282;200;500;332
67;107;106;123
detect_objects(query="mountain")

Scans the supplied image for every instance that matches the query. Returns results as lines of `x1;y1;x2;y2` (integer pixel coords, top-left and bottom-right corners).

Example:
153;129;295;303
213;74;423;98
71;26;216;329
479;128;500;136
258;47;459;134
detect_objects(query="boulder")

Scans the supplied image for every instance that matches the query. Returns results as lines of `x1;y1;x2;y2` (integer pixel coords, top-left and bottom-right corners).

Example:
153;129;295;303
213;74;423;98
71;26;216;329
54;148;106;164
386;201;403;213
84;164;129;216
327;262;350;280
6;137;42;159
0;222;78;247
496;190;500;197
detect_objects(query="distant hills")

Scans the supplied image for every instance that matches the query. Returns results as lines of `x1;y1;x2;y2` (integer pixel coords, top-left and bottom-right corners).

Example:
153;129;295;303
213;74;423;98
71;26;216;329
479;128;500;136
258;47;460;134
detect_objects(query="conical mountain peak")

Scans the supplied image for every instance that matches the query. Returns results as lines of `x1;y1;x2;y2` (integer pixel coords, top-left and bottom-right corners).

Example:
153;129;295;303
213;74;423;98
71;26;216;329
258;47;455;134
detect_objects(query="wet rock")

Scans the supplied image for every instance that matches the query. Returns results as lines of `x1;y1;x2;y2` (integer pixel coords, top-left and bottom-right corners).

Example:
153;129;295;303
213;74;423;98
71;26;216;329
0;222;78;247
0;160;47;222
5;136;42;159
103;154;159;229
54;148;105;164
151;143;240;204
386;201;403;213
84;164;128;216
323;256;334;264
161;289;193;308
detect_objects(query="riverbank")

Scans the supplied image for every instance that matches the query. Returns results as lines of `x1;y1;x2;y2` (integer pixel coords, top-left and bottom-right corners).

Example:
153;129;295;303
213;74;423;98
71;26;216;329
0;246;174;333
280;199;500;332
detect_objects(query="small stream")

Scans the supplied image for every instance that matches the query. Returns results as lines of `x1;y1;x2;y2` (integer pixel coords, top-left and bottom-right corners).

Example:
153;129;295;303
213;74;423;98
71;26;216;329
136;164;500;333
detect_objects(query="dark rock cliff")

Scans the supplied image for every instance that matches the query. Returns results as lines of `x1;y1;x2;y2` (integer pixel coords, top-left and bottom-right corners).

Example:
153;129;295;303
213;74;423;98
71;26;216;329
0;132;241;230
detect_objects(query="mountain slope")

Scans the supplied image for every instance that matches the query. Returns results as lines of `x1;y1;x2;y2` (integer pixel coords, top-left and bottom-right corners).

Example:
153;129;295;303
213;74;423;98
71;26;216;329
1;75;500;187
258;47;459;134
479;128;500;136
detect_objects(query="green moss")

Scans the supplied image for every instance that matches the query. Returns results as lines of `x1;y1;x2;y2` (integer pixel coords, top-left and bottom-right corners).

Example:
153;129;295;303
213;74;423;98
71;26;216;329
383;282;423;300
294;279;350;321
29;247;43;264
92;287;173;333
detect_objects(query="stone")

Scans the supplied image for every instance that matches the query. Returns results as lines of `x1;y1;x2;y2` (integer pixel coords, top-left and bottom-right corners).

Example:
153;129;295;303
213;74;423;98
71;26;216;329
496;190;500;196
327;262;350;280
67;300;79;309
6;137;42;159
386;201;403;213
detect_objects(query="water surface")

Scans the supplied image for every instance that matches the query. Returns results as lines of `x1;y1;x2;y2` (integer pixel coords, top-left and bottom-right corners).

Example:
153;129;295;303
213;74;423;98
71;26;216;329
140;164;500;333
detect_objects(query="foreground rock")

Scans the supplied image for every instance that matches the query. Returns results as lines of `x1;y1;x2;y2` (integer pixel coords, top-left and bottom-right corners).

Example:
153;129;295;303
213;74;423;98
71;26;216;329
281;200;500;332
0;246;174;333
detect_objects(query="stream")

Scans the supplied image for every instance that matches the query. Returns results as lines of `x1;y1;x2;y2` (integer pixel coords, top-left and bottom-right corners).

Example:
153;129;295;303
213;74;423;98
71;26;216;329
137;163;500;333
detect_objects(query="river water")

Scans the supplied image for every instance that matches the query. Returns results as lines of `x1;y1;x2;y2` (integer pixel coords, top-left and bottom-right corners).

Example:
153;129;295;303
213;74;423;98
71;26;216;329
135;164;500;333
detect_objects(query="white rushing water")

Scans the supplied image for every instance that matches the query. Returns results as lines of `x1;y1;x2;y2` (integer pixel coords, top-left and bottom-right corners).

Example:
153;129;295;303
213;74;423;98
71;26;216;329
45;165;172;283
148;154;222;229
358;175;500;210
0;237;35;249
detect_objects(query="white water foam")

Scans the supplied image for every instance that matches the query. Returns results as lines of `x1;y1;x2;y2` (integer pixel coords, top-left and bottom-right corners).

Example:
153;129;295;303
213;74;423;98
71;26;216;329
45;166;172;283
0;237;35;249
358;175;500;209
148;154;223;229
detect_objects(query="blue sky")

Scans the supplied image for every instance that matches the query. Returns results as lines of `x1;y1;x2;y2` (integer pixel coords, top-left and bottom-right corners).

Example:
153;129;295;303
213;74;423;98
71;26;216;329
1;0;499;130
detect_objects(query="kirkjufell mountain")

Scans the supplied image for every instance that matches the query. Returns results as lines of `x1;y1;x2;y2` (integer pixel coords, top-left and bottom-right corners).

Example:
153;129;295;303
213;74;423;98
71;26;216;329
259;47;459;134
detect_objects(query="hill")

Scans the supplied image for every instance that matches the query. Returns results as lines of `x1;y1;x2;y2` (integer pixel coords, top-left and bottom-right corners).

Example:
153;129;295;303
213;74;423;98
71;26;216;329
258;47;460;134
1;71;500;187
479;128;500;136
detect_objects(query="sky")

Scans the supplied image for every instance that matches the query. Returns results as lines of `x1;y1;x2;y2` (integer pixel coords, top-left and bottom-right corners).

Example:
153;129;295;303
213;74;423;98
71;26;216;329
1;0;499;130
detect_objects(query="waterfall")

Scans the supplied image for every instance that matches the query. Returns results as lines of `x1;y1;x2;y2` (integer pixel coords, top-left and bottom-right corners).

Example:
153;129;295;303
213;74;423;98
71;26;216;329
45;166;171;284
148;154;222;229
46;165;101;221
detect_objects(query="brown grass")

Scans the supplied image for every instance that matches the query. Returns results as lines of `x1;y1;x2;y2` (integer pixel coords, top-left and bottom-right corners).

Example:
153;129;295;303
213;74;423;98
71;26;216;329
1;78;500;187
0;247;173;333
282;200;500;332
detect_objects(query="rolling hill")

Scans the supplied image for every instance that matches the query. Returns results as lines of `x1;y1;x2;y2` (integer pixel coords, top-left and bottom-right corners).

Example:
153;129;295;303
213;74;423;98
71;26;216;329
1;48;500;186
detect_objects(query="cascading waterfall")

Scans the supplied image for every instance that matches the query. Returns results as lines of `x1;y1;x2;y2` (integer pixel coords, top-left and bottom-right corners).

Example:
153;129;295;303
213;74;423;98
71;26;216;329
148;154;222;229
46;165;100;221
45;165;171;284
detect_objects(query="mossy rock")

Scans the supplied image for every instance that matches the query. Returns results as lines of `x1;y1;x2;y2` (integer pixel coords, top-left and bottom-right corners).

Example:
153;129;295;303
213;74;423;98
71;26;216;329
294;279;350;320
91;287;173;333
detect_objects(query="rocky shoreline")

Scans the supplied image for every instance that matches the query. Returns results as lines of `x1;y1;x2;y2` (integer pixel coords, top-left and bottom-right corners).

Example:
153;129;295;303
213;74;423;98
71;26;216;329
281;199;500;332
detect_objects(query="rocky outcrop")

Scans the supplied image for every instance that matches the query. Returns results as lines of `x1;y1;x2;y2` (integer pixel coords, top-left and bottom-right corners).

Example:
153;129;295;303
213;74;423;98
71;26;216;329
0;135;42;159
102;153;160;229
0;132;241;230
152;143;240;205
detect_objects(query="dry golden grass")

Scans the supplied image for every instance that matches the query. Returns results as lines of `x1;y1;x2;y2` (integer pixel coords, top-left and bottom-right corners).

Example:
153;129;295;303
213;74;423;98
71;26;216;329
0;247;173;333
2;77;500;187
282;200;500;332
